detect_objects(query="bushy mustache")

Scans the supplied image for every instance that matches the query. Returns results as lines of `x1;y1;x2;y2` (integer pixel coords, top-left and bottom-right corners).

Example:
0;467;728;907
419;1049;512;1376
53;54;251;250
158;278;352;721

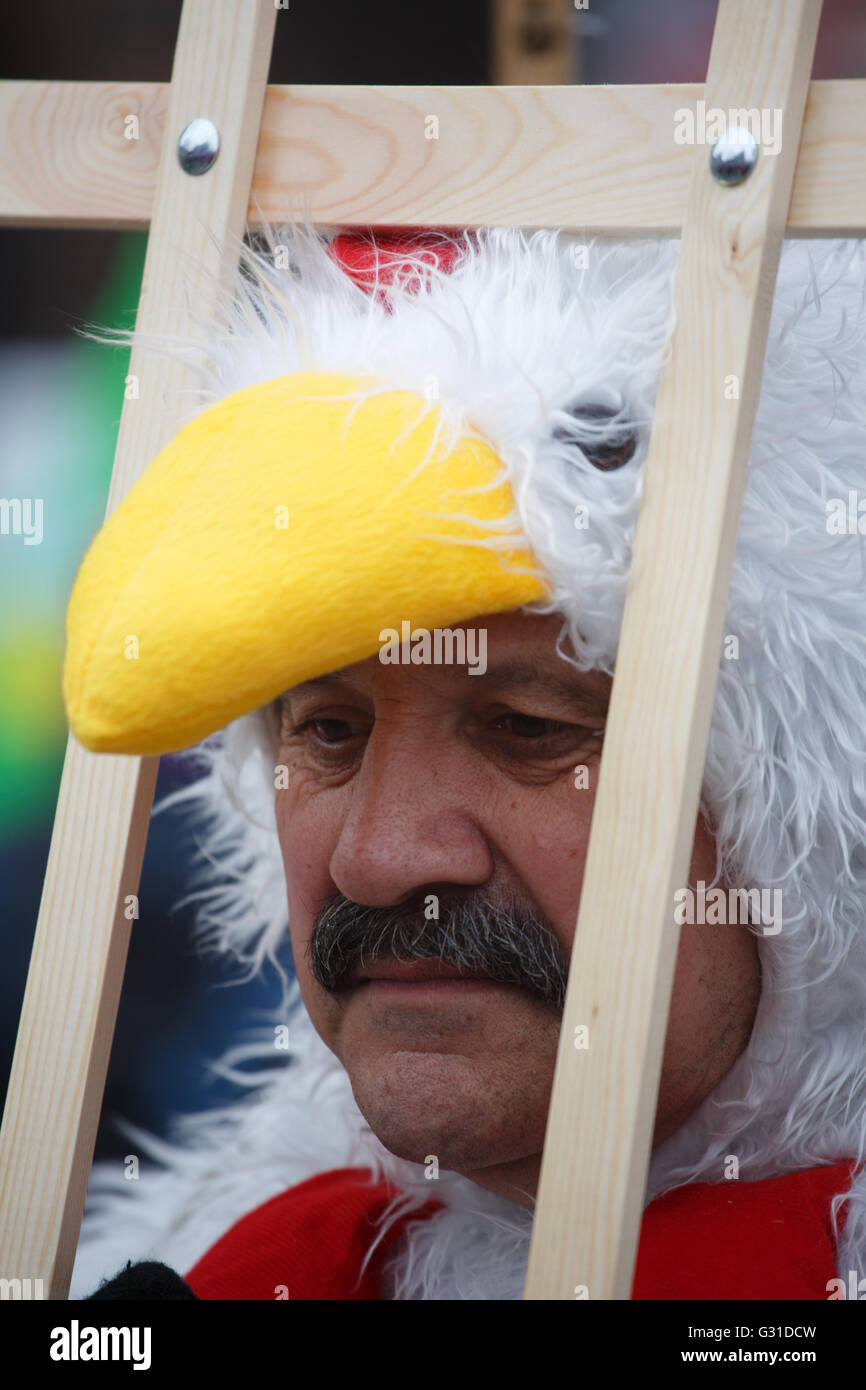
308;890;569;1012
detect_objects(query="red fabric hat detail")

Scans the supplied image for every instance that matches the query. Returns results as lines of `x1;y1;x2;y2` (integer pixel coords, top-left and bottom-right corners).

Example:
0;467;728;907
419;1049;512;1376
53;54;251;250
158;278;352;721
327;226;464;308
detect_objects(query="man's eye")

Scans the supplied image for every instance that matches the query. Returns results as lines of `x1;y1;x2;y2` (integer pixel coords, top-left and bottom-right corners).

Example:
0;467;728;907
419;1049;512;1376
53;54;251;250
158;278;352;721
292;717;361;745
487;711;606;763
490;712;604;749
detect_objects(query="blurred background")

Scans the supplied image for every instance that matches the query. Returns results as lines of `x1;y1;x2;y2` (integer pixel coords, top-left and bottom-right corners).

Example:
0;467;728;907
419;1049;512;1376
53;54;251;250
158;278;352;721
2;0;865;1170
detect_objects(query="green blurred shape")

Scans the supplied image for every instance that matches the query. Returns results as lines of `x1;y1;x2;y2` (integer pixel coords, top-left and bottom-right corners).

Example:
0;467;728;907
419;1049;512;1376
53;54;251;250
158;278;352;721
0;233;146;835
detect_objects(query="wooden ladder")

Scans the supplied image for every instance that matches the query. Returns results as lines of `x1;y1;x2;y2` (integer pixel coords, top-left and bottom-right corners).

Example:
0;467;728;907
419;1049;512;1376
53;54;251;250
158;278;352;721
0;0;861;1300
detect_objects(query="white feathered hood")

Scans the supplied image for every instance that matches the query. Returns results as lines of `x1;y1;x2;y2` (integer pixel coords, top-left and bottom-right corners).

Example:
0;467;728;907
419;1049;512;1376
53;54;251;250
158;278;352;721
70;221;866;1298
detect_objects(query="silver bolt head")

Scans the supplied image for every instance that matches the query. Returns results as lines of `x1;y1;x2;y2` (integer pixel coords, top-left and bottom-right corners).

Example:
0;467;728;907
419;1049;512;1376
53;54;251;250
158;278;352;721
177;118;220;176
709;126;758;186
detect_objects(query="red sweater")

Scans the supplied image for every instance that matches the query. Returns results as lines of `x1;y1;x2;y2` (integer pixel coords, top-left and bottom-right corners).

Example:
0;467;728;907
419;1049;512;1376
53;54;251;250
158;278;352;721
185;1159;856;1301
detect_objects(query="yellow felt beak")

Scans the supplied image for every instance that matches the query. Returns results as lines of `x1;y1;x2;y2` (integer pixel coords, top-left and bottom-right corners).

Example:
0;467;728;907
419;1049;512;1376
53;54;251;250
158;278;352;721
62;372;548;755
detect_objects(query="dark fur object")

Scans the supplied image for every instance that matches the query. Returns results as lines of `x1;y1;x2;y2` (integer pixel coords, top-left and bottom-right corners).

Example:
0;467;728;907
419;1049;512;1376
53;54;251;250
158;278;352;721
86;1260;199;1300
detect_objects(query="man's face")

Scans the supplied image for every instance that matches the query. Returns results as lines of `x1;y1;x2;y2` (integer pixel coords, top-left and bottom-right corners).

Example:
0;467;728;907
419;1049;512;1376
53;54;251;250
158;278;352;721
274;610;760;1207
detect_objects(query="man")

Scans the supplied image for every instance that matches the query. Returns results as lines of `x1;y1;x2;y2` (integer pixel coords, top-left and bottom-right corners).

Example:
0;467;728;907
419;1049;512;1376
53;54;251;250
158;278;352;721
273;610;760;1195
65;222;866;1299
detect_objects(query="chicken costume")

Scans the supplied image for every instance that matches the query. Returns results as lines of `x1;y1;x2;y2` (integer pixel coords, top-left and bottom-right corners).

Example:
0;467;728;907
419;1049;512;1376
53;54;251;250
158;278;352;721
63;222;866;1299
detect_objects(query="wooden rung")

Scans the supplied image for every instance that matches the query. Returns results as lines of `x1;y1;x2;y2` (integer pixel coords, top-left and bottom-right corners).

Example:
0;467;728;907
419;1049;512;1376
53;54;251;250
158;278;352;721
0;0;847;1308
0;77;863;234
0;0;277;1300
524;0;822;1300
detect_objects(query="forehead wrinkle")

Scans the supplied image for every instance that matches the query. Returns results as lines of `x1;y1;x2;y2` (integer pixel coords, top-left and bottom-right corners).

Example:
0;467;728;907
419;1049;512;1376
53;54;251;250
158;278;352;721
286;657;608;714
289;673;353;693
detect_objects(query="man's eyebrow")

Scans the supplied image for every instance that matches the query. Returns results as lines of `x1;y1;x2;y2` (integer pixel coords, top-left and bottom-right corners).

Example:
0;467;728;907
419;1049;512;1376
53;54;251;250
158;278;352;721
473;658;610;712
286;659;609;713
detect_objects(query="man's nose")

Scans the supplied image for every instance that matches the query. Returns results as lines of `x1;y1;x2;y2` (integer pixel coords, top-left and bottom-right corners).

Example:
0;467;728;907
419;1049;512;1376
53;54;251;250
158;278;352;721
328;722;494;907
